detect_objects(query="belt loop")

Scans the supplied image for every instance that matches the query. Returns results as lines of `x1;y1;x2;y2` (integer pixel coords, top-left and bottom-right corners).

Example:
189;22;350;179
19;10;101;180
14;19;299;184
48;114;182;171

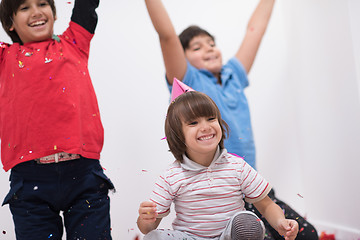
55;153;59;163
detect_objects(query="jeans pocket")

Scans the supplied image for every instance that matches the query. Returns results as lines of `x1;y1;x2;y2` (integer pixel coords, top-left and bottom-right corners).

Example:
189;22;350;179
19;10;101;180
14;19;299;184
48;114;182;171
91;168;115;192
2;174;23;206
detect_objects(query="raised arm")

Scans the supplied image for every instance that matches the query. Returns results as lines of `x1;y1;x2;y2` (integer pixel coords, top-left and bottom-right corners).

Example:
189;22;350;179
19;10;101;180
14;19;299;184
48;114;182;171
71;0;100;34
253;196;299;240
144;0;187;85
235;0;275;73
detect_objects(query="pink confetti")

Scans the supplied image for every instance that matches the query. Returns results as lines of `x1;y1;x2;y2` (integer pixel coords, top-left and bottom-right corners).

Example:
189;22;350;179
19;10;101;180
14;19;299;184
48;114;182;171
297;193;304;198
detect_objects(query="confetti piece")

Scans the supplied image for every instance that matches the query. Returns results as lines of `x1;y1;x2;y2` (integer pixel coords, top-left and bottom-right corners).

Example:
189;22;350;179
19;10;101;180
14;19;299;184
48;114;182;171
161;137;167;140
48;233;53;238
142;169;148;172
45;58;53;63
33;186;38;190
2;231;6;234
297;193;304;198
18;61;24;68
54;145;57;150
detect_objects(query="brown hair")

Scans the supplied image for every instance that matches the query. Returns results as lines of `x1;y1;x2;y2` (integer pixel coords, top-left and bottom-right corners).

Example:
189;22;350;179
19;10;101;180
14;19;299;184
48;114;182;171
165;91;228;162
178;25;215;50
0;0;56;44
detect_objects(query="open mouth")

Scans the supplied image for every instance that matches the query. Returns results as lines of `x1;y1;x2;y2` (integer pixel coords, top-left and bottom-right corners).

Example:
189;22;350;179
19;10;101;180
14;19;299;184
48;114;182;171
198;134;215;141
29;20;46;27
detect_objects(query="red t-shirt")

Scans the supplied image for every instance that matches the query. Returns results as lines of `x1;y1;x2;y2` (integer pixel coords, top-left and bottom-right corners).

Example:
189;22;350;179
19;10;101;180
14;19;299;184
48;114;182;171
0;22;104;171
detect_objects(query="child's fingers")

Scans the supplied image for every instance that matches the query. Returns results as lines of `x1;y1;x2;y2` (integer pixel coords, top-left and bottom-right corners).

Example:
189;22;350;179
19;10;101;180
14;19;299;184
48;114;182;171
138;201;158;220
140;201;156;208
284;220;299;240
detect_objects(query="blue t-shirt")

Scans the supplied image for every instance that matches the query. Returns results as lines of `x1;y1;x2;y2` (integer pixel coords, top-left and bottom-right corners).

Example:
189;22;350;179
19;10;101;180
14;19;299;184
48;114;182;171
167;57;256;169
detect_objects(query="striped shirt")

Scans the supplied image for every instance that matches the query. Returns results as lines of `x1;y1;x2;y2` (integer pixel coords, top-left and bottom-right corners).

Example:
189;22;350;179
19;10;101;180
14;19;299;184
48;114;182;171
149;148;271;238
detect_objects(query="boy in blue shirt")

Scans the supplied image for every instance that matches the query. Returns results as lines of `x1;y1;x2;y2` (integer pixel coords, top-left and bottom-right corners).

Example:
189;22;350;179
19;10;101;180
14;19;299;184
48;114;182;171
144;0;318;239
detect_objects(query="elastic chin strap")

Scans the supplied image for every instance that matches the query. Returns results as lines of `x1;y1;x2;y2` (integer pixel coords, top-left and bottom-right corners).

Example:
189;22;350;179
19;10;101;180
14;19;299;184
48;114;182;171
231;211;265;240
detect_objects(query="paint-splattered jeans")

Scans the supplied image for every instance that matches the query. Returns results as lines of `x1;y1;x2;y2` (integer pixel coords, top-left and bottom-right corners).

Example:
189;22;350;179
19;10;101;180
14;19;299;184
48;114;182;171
2;157;114;240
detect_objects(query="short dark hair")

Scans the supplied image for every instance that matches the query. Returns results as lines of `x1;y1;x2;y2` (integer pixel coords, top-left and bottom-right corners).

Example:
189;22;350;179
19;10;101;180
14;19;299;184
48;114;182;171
165;91;228;162
178;25;215;50
0;0;56;43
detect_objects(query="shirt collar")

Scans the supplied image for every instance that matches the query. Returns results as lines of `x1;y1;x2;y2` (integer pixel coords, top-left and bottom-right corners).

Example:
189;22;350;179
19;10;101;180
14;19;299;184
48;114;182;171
180;147;228;171
199;66;233;86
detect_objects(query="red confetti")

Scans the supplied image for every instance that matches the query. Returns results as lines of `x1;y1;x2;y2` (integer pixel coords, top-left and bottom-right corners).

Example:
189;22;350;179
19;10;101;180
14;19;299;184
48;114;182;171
297;193;304;198
319;231;335;240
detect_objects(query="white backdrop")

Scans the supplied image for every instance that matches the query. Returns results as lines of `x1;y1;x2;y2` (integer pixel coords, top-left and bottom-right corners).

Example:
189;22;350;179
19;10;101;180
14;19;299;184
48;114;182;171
1;0;360;239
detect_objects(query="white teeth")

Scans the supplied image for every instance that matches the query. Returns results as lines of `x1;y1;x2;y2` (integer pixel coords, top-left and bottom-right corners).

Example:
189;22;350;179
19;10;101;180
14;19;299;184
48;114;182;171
199;135;214;141
30;21;45;27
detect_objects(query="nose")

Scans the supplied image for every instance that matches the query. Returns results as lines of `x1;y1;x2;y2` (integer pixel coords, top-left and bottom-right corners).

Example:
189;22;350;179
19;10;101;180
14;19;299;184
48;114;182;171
199;120;211;131
204;43;214;52
31;5;43;18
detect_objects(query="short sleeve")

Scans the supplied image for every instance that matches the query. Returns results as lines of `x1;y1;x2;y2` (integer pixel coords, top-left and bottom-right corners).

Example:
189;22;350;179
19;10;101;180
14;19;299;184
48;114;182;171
237;158;271;203
149;173;175;218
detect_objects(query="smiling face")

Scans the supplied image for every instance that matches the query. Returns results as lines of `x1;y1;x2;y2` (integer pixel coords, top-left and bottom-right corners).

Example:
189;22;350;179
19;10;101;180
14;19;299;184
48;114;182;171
165;91;228;164
182;116;222;165
10;0;56;44
185;34;223;79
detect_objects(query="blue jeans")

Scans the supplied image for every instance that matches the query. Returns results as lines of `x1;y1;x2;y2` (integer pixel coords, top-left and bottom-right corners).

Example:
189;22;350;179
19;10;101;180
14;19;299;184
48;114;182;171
2;157;114;240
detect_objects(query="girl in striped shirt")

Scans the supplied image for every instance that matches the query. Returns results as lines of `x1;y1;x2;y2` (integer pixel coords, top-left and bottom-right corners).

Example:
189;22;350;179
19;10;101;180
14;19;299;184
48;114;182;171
137;91;298;240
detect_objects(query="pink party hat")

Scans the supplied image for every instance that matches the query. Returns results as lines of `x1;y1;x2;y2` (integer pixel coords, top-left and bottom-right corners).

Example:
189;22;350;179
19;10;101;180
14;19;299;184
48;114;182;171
170;78;194;102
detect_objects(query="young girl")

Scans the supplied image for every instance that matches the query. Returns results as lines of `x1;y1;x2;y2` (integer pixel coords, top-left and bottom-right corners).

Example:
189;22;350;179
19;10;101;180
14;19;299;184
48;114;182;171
0;0;113;239
137;90;299;240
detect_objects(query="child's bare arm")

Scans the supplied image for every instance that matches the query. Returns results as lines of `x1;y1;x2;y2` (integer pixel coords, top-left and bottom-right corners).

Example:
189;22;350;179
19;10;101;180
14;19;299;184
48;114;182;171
137;201;162;234
144;0;187;84
235;0;275;74
253;196;299;240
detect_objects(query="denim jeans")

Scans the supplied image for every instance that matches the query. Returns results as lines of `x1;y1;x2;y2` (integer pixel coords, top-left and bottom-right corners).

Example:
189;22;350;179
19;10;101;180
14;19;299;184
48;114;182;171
2;157;114;240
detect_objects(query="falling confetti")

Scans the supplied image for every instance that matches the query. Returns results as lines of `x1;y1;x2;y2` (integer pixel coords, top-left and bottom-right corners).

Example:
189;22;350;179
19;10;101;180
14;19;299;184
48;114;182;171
297;193;304;198
2;230;6;234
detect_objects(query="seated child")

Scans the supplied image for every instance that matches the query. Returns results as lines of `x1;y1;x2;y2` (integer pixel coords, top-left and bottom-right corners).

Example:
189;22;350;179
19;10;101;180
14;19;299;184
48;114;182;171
137;87;299;240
